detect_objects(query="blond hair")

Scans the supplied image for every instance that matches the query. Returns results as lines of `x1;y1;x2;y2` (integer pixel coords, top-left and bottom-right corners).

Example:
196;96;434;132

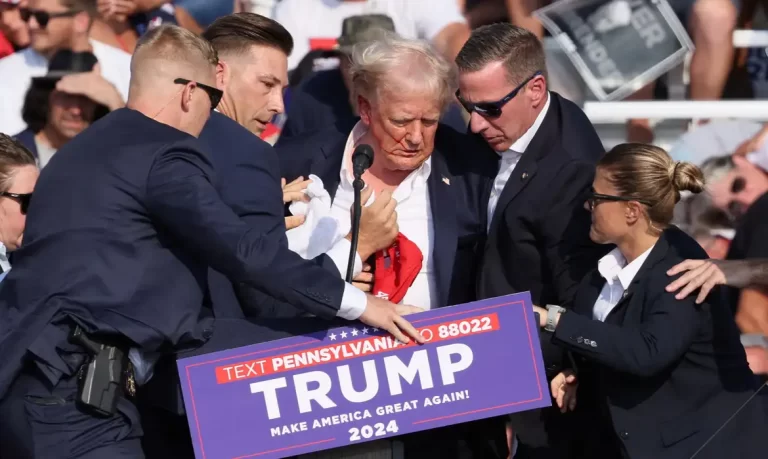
129;25;218;95
599;143;705;229
349;32;457;111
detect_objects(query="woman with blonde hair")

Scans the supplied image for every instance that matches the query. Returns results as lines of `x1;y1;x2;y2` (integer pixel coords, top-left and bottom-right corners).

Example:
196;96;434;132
534;143;766;458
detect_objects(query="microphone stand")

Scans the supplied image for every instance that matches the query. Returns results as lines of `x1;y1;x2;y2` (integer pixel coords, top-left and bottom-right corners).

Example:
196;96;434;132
346;174;365;283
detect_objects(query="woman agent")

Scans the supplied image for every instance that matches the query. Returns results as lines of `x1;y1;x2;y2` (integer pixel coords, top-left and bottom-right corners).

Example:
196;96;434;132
535;143;767;459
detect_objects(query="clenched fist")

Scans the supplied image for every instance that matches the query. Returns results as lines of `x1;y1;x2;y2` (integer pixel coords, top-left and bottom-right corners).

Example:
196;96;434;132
348;187;398;260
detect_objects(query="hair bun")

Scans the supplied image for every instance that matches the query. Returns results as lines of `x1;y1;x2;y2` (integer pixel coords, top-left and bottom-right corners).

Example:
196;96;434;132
671;161;705;194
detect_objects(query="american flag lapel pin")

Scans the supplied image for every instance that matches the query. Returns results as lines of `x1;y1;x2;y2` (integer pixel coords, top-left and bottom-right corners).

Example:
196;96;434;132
442;176;450;185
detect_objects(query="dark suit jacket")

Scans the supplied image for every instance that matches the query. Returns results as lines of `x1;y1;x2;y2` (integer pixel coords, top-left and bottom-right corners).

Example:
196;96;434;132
278;68;469;143
0;108;351;398
13;128;38;158
200;112;343;319
276;123;497;310
478;92;609;374
552;226;767;459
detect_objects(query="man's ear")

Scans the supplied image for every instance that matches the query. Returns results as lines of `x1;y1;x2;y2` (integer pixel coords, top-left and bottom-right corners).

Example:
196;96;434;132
180;84;195;112
215;60;229;91
358;96;372;126
73;12;91;36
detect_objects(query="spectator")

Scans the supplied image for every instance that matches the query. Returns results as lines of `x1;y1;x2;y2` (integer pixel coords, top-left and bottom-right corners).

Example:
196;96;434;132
89;0;178;53
275;0;471;71
0;134;38;280
13;50;122;167
0;0;130;135
0;0;30;56
278;14;468;142
173;0;232;34
627;0;738;142
702;153;768;373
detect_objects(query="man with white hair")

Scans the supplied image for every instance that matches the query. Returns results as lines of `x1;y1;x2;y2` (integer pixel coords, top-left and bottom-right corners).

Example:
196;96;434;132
0;24;423;457
277;33;498;458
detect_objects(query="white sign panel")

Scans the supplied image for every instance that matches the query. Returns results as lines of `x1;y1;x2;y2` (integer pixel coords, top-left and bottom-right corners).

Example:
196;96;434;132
535;0;694;101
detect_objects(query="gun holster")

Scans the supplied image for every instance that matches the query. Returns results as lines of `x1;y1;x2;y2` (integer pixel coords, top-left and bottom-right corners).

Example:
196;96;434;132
68;325;135;417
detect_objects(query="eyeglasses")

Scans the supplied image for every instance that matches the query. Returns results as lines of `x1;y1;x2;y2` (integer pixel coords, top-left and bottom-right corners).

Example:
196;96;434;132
585;192;653;211
456;71;543;118
20;8;81;28
174;78;223;110
0;191;32;214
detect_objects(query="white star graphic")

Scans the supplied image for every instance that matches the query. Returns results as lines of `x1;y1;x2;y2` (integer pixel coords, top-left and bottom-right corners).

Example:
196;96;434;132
329;333;337;341
361;327;369;334
340;331;348;339
351;328;359;336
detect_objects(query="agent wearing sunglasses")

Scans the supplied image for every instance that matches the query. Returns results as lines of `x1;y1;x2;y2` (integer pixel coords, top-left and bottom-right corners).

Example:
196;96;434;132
454;23;607;459
533;143;767;459
0;134;38;277
0;0;131;136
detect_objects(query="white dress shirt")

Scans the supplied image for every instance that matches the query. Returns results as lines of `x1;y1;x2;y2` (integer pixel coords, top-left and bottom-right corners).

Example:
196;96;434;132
487;93;551;230
330;122;437;309
592;246;655;322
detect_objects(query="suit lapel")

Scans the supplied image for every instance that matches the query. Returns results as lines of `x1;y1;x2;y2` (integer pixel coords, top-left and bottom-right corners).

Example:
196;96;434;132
313;135;347;201
487;97;558;234
604;235;671;322
427;151;457;308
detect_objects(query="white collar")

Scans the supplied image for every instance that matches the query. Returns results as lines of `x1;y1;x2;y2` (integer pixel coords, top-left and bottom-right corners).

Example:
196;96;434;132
504;91;550;156
597;245;654;290
0;241;11;273
340;121;432;186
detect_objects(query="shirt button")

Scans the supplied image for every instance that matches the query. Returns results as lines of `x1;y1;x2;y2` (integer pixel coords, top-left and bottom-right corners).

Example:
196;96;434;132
619;431;630;440
576;337;583;344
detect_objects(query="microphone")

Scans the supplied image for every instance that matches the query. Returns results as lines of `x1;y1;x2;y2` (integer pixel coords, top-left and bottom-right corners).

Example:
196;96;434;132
352;144;374;180
346;144;374;283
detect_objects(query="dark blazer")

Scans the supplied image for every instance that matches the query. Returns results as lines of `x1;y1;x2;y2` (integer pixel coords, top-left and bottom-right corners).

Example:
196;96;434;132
277;68;469;143
199;111;343;319
0;108;351;398
13;128;38;158
276;122;497;310
478;92;609;371
552;226;767;459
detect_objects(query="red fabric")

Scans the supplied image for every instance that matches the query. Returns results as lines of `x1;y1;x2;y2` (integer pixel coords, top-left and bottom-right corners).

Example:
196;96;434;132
0;33;14;60
309;38;338;51
372;233;423;304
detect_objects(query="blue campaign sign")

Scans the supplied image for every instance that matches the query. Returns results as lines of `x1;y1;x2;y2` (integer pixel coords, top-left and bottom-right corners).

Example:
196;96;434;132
177;293;550;458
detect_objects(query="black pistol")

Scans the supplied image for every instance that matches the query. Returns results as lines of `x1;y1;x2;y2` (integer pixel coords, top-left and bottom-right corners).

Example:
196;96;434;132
68;326;131;417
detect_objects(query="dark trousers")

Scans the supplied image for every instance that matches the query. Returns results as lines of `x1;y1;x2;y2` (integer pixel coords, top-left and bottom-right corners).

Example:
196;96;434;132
0;364;144;458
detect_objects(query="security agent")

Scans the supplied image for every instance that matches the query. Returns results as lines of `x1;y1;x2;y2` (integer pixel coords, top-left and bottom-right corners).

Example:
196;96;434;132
0;24;422;458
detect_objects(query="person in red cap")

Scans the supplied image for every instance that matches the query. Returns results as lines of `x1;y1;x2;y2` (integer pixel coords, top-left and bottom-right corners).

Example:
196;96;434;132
276;32;499;459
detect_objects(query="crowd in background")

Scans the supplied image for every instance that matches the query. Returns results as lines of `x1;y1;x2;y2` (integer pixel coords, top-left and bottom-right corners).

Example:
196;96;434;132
2;0;768;458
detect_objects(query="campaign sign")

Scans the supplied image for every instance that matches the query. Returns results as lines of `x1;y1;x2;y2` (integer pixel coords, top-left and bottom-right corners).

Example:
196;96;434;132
177;293;550;459
535;0;694;101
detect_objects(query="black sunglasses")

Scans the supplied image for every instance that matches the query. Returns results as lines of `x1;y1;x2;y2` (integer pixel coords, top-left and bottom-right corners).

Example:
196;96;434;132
20;8;81;28
456;71;543;118
174;78;222;110
585;192;653;211
0;191;32;214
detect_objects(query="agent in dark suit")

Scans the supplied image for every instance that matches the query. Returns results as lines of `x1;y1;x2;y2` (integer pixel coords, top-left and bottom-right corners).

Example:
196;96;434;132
454;23;609;458
197;13;403;321
277;33;496;459
0;25;422;458
539;143;767;459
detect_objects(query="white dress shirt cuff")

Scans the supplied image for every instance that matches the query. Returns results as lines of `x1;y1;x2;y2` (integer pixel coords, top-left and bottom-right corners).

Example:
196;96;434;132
336;283;367;320
326;237;363;279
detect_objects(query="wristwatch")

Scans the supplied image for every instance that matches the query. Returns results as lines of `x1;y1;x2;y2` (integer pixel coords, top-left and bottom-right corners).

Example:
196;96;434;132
545;305;566;333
